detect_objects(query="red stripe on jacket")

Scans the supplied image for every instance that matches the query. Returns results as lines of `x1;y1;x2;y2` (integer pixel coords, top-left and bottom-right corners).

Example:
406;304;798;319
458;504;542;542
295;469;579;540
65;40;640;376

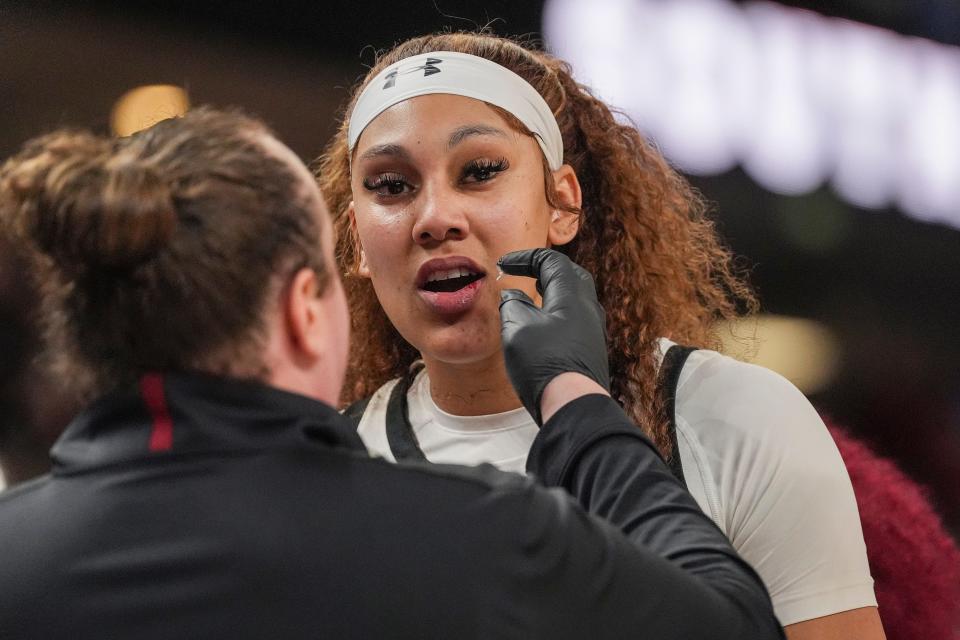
140;373;173;452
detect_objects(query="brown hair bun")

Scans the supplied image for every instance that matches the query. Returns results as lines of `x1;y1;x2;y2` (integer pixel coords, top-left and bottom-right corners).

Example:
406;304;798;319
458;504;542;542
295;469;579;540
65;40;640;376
2;132;177;279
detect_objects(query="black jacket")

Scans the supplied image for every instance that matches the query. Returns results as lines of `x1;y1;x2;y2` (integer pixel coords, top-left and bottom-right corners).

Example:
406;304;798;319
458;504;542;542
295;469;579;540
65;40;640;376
0;373;783;639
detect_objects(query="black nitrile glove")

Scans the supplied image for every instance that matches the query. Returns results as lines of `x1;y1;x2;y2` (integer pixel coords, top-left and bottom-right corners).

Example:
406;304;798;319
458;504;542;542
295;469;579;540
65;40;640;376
497;248;611;425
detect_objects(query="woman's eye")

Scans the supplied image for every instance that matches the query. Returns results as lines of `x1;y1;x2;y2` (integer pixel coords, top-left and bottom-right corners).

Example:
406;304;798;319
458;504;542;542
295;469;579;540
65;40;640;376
462;158;509;184
362;173;412;197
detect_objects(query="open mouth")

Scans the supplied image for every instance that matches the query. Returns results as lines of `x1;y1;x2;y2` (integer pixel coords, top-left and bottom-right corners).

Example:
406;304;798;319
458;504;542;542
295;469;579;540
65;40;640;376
420;267;485;293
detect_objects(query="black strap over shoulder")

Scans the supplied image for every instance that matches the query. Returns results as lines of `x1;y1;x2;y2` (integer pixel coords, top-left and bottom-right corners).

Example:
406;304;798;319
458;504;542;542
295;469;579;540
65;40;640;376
658;345;697;488
342;363;428;462
342;396;372;430
385;363;427;461
344;364;428;462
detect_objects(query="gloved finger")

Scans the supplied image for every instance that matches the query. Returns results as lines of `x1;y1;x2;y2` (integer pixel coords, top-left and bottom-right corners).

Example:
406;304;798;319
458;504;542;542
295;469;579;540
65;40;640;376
498;288;537;308
498;289;541;336
497;248;546;297
498;248;579;303
496;248;542;278
568;260;600;301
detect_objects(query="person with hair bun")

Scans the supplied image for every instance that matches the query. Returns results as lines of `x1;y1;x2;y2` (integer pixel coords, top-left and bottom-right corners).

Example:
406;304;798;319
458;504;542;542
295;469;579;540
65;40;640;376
0;108;785;638
318;32;884;638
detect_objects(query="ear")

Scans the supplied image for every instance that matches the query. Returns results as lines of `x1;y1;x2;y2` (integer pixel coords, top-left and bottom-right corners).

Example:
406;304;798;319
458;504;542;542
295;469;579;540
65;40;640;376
348;201;371;278
283;266;327;362
547;164;582;246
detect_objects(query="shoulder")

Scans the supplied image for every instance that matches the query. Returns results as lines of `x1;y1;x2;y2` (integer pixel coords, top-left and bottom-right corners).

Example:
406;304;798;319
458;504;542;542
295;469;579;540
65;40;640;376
0;473;52;509
0;475;55;551
334;423;542;507
678;346;808;415
341;447;583;557
674;346;845;512
361;450;530;494
352;377;402;461
673;348;876;624
675;346;834;459
671;346;841;531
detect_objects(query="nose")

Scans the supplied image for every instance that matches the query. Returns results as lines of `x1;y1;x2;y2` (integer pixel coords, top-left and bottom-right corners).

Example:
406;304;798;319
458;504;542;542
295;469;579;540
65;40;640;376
411;182;469;245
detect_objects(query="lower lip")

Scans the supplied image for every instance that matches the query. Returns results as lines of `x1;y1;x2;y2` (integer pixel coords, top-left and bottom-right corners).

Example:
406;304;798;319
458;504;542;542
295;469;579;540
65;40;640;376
417;277;485;316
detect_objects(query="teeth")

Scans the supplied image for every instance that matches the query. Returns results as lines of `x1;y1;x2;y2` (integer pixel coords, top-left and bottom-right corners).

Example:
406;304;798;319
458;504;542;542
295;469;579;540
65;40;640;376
426;267;477;283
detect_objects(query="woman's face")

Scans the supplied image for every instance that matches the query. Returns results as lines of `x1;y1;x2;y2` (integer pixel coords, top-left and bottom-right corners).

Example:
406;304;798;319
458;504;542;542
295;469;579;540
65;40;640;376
350;93;580;367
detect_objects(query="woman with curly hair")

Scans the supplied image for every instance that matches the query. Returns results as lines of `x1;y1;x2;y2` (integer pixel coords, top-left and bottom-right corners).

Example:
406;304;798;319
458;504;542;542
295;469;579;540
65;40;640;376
317;32;884;638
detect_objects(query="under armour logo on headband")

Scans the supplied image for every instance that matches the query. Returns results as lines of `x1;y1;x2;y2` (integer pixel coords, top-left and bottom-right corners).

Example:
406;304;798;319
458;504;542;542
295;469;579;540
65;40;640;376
382;58;444;90
349;51;564;169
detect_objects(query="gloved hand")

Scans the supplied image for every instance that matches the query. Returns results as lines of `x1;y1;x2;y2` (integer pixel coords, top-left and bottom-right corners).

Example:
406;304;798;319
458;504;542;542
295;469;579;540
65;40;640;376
497;248;611;425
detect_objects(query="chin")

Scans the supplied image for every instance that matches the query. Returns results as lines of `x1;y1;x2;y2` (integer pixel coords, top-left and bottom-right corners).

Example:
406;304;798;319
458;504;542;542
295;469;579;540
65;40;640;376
416;323;502;367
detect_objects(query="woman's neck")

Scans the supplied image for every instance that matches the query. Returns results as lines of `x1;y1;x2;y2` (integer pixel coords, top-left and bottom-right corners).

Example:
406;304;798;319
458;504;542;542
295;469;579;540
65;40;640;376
421;352;523;417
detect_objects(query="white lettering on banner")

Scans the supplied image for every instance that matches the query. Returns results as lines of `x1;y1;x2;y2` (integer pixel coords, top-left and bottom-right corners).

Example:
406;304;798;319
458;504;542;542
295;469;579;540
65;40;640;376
543;0;960;228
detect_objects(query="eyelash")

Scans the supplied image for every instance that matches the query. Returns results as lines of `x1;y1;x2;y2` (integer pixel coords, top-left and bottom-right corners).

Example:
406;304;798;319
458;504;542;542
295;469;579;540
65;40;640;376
361;157;510;198
362;172;409;196
461;157;509;183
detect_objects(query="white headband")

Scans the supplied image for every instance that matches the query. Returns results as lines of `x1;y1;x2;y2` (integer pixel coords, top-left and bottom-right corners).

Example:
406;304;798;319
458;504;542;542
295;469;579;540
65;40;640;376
348;51;564;170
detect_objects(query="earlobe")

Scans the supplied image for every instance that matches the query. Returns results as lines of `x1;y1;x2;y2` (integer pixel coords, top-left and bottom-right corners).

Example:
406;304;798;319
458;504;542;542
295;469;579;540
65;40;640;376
348;201;371;278
547;164;583;246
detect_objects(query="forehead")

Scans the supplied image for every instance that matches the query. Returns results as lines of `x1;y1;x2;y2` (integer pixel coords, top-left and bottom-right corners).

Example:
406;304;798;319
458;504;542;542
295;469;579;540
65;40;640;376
354;94;519;150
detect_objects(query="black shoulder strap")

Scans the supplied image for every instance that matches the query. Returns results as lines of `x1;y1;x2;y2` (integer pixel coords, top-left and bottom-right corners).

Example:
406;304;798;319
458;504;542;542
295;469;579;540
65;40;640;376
659;345;697;488
343;364;428;462
342;396;372;430
385;363;428;462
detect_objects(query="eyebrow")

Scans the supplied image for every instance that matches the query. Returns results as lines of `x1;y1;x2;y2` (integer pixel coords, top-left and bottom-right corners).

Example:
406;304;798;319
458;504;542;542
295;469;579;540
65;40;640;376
356;125;508;162
448;124;509;149
357;143;411;163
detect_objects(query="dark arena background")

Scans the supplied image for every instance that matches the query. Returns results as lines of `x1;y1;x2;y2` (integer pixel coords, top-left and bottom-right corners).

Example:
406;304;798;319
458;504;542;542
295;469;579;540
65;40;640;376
2;0;959;553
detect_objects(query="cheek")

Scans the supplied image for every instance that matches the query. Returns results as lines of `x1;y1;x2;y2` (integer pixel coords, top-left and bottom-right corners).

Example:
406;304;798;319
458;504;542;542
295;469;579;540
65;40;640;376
505;176;552;237
481;195;553;257
481;190;550;238
355;213;408;277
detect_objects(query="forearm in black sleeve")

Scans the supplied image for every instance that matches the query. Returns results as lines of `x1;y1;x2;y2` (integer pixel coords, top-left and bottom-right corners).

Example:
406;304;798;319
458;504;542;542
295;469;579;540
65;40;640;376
525;394;784;638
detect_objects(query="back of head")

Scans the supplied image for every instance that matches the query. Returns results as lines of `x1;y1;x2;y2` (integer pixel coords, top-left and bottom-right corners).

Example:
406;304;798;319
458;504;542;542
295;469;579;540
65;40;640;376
0;108;326;399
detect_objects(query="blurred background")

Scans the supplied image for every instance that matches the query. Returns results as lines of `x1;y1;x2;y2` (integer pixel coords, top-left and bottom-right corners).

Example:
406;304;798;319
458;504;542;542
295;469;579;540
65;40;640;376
1;0;958;535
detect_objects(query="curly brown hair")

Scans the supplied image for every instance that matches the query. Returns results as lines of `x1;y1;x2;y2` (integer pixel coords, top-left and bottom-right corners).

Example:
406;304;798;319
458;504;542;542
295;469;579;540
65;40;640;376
317;32;756;457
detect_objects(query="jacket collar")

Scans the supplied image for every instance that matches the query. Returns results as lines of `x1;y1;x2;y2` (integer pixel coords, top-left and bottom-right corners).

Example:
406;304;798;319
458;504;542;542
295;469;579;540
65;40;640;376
51;372;365;473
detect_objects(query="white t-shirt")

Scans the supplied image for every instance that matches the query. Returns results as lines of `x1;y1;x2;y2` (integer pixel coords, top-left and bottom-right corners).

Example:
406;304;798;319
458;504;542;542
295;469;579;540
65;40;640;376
355;339;877;626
